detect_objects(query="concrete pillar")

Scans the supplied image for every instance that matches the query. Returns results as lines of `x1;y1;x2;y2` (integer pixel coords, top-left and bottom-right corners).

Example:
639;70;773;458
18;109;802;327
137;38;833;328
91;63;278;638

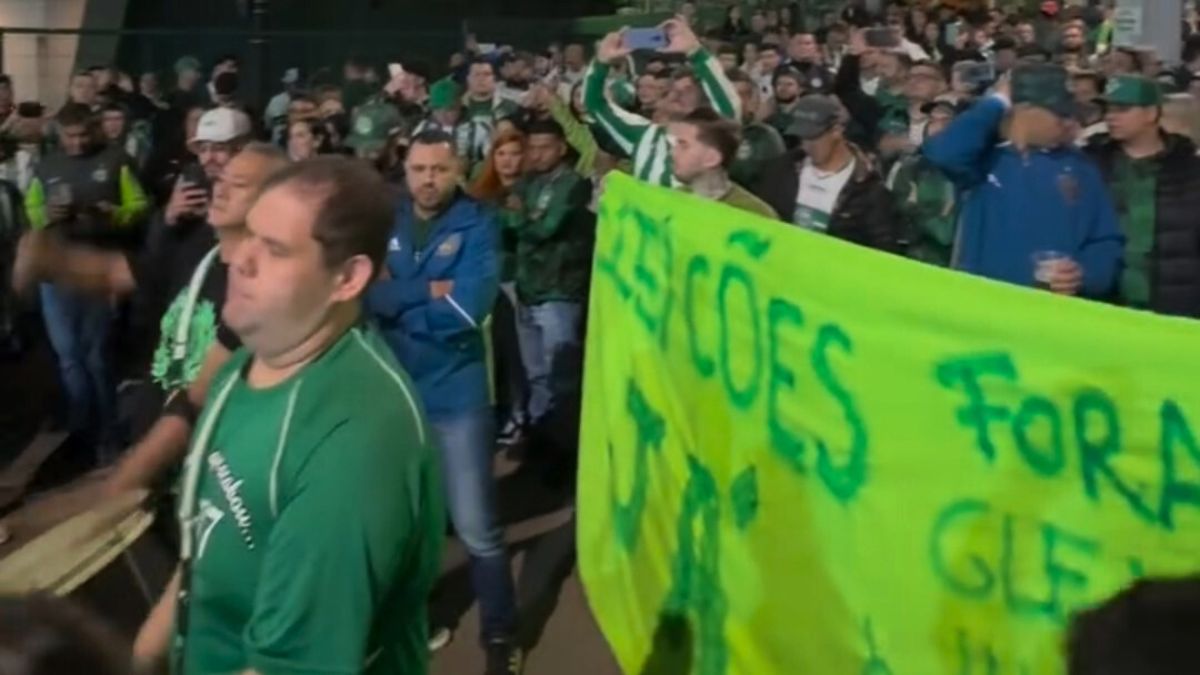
0;0;86;110
1114;0;1183;65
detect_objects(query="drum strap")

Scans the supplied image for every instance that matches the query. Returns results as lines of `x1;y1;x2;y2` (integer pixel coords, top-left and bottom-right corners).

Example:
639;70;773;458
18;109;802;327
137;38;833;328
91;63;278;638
166;245;220;382
171;370;237;674
172;365;306;671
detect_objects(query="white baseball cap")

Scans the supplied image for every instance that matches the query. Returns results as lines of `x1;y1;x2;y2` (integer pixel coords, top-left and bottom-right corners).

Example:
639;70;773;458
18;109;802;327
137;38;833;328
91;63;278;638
191;107;252;144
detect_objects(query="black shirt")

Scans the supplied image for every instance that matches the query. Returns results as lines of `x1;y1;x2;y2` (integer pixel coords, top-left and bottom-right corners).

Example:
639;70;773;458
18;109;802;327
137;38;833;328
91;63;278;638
126;212;240;394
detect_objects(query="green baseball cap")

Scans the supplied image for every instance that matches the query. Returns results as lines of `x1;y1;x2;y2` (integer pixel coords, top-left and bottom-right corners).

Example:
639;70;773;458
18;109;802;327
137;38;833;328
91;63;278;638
429;78;462;111
1012;63;1074;118
1102;75;1164;107
174;56;201;75
346;102;403;152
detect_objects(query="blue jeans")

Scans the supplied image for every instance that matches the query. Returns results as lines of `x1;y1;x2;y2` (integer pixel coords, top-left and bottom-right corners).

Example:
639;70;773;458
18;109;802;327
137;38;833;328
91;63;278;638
39;283;115;443
430;408;517;643
515;301;583;426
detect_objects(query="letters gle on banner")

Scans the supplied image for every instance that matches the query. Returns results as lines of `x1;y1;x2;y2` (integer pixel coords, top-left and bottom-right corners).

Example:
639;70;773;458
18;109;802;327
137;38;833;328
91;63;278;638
577;173;1200;675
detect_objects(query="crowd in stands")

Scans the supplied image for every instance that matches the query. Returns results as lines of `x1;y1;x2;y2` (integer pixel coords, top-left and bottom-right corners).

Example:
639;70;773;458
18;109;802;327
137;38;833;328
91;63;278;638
1;1;1200;674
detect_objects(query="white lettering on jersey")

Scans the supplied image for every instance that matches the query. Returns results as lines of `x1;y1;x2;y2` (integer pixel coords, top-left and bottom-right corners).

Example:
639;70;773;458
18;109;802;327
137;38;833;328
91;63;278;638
195;499;224;560
208;451;256;549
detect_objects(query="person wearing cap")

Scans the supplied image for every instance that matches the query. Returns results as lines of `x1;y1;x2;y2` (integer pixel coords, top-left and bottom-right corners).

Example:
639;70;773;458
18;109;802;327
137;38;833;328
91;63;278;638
413;78;466;155
265;68;302;143
670;107;777;218
186;107;253;188
922;63;1123;297
753;95;899;251
345;101;404;163
586;18;741;188
167;56;204;111
20;102;149;460
264;68;301;128
725;69;786;187
1085;75;1200;317
889;97;962;267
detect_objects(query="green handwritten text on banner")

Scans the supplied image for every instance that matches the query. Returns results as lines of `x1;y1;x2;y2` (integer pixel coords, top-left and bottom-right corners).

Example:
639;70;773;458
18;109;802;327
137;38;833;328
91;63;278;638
577;173;1200;675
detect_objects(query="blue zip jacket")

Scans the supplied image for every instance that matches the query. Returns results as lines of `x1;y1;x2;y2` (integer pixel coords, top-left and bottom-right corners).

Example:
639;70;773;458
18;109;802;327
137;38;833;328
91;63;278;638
922;95;1124;297
365;192;498;420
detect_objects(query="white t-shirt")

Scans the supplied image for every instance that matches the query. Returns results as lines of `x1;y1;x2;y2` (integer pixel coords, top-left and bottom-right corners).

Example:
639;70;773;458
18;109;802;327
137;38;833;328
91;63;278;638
793;157;855;232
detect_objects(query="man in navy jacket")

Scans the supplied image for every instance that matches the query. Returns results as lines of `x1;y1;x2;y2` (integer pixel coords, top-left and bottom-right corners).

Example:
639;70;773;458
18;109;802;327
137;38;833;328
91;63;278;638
365;130;520;674
922;63;1123;298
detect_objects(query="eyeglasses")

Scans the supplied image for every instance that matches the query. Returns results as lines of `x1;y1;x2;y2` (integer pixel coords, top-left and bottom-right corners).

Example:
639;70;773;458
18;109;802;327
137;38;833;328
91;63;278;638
193;141;234;154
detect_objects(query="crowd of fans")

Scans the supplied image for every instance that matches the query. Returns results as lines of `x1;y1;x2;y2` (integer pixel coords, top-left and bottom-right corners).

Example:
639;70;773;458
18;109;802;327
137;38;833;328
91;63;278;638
0;1;1199;674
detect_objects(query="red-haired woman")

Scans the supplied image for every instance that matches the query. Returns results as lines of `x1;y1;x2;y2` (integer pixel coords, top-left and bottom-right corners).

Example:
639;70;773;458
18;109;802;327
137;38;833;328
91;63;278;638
468;129;530;447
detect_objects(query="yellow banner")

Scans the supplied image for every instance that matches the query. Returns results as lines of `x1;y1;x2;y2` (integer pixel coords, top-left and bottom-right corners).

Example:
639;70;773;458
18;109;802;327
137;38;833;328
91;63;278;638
577;174;1200;675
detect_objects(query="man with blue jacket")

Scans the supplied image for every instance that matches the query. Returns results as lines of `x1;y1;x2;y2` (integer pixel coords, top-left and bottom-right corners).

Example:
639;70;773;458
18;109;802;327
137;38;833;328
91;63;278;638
365;130;520;675
922;63;1124;298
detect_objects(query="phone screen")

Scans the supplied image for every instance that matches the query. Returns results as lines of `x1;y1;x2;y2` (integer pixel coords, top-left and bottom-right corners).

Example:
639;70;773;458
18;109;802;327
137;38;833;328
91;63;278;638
181;164;212;197
624;28;668;52
963;62;995;87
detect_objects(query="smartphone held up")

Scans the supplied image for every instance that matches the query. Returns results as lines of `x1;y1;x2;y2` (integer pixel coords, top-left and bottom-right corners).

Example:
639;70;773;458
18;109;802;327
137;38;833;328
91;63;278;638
623;27;668;52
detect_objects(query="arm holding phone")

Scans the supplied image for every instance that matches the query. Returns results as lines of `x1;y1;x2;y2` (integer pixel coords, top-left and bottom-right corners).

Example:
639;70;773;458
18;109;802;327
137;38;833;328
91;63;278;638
165;174;209;226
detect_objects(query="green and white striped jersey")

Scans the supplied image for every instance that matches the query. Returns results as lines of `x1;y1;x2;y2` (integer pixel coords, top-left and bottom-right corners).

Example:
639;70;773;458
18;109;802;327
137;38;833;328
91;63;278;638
583;49;741;188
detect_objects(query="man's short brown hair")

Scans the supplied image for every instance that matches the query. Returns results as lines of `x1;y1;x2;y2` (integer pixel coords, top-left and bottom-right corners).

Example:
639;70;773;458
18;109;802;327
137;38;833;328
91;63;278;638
258;157;394;278
679;107;742;169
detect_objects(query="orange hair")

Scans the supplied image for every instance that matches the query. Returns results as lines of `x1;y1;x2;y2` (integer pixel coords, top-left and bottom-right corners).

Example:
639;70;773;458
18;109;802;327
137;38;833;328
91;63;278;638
468;129;526;205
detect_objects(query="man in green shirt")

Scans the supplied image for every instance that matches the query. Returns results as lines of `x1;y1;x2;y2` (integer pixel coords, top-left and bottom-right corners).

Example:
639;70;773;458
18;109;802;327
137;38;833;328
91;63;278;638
133;158;444;675
1086;74;1200;317
670;108;778;219
889;99;960;267
504;119;594;435
727;69;786;187
462;59;520;170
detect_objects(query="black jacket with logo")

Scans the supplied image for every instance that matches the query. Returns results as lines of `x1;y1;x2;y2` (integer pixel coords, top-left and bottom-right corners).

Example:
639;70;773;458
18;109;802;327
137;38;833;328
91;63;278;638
752;144;902;253
26;145;147;247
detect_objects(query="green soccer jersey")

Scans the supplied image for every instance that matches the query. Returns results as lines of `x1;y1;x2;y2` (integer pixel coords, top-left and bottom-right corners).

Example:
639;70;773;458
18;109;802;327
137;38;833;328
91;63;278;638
173;325;444;675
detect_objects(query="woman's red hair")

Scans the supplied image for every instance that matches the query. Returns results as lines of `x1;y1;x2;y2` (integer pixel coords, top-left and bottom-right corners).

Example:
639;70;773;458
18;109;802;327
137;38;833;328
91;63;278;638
468;129;526;205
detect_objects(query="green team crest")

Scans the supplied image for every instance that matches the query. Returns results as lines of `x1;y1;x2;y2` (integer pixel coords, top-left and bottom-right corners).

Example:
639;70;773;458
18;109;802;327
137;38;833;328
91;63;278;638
151;289;218;391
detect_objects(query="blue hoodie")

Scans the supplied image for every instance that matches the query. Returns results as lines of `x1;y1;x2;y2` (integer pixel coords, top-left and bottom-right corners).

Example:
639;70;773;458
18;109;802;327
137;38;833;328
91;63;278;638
922;96;1124;297
365;192;498;420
